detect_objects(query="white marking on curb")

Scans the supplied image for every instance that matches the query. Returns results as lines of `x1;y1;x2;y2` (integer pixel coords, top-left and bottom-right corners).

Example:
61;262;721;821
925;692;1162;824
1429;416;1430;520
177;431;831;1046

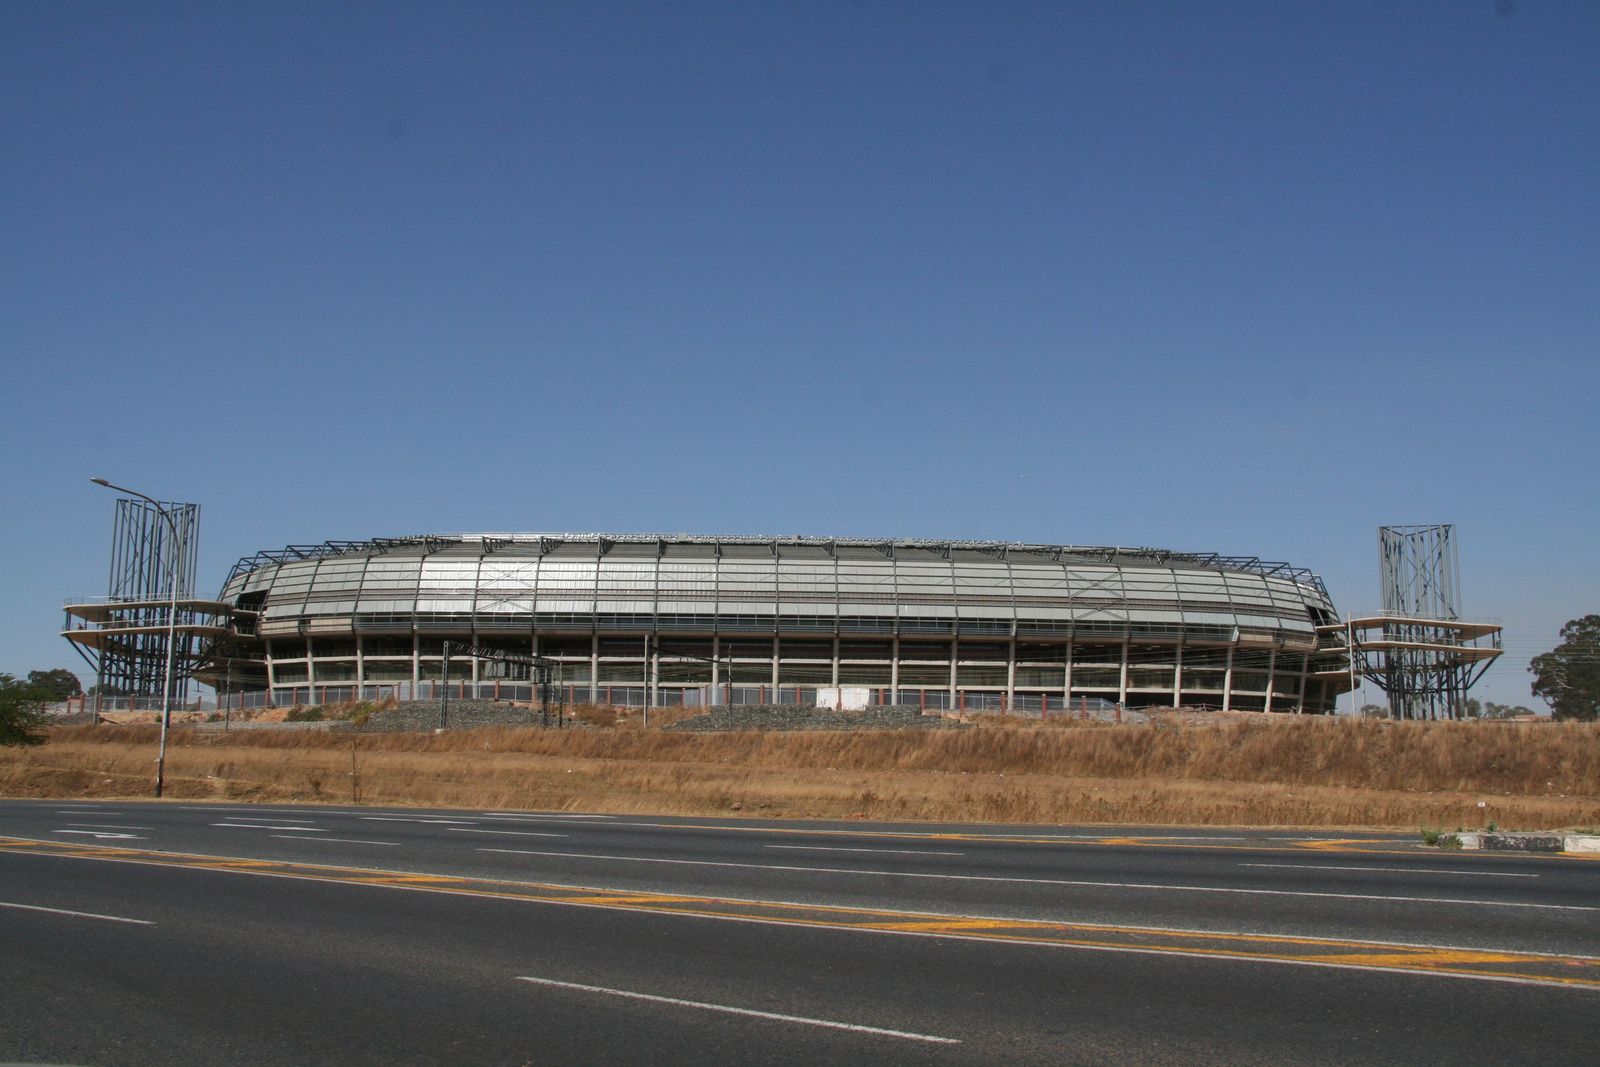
0;900;153;925
514;976;959;1043
476;849;1599;912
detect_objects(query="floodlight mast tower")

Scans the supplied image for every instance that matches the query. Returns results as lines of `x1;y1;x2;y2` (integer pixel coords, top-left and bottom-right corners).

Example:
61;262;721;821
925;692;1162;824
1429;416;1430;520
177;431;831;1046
89;480;199;795
1356;524;1501;720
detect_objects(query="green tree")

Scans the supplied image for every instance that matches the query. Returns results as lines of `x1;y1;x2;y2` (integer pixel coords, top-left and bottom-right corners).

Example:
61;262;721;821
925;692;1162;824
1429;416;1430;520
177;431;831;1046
1479;701;1536;720
0;674;49;747
26;668;81;700
1530;615;1600;722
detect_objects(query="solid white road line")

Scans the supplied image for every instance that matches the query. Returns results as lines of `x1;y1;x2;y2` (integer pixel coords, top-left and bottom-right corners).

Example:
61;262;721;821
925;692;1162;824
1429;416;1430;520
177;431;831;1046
178;806;369;816
1241;863;1540;879
361;817;479;825
270;835;400;846
476;848;1596;913
482;812;616;820
514;976;959;1044
50;830;145;840
212;823;329;832
65;823;154;831
765;845;964;857
0;900;153;925
212;816;319;824
450;828;569;838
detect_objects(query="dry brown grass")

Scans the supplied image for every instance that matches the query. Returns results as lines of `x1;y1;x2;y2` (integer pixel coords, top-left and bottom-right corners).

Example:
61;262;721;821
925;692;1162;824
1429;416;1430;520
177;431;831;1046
4;717;1598;830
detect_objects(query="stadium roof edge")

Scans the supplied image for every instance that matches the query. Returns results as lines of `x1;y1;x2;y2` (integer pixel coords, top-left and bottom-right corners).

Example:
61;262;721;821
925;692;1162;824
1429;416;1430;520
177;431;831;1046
224;533;1330;597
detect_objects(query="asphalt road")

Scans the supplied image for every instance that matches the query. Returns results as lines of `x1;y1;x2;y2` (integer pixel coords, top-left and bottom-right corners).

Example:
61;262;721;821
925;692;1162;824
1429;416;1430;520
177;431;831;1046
2;799;1597;1065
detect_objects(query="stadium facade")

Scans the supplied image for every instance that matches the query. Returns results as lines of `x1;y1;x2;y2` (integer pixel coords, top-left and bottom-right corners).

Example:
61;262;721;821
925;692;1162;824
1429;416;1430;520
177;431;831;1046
195;534;1354;713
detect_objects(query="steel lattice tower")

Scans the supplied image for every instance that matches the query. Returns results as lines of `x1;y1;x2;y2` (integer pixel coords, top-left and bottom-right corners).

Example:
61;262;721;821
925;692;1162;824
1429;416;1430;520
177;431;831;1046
1368;524;1494;719
98;498;201;703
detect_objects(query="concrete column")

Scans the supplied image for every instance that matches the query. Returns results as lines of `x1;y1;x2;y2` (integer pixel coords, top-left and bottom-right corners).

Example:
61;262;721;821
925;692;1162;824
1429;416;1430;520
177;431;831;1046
1118;639;1129;704
890;635;900;701
1064;639;1074;701
948;637;958;708
1221;644;1233;713
1172;643;1183;708
831;635;840;687
649;640;659;710
589;632;599;704
356;635;365;692
1005;636;1016;711
1263;648;1277;714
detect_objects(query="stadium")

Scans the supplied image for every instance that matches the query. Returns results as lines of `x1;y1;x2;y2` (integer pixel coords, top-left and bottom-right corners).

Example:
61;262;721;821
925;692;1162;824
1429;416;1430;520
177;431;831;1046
184;533;1354;714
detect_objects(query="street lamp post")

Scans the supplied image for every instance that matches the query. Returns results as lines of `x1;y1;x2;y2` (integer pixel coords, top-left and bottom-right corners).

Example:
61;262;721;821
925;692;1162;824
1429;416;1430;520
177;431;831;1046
91;477;184;798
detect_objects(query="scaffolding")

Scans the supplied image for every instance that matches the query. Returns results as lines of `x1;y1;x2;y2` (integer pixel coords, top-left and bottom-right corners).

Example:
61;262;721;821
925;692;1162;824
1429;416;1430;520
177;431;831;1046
62;498;222;713
1350;525;1501;719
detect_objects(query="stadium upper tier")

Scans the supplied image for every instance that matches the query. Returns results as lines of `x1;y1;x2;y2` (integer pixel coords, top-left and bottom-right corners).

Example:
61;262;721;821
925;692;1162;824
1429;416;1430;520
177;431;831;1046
209;534;1352;713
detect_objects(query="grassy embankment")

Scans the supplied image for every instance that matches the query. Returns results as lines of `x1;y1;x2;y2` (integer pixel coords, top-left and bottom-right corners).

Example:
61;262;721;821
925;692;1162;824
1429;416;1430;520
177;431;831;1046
3;715;1598;830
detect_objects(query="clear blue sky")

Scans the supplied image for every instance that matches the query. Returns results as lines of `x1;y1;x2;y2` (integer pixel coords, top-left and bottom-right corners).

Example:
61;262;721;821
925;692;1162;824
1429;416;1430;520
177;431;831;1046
3;1;1595;709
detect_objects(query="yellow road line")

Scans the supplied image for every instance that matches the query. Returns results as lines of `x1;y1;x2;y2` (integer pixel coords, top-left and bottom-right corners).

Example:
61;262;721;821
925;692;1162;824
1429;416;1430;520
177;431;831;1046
2;835;1595;989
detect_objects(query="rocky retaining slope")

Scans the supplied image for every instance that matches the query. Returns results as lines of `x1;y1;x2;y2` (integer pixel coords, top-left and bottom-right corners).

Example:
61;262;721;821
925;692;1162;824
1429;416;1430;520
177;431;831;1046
349;700;544;732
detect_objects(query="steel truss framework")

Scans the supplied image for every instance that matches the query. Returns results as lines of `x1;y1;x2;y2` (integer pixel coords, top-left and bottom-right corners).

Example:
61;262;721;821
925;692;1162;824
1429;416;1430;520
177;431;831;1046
1357;525;1501;720
61;500;208;709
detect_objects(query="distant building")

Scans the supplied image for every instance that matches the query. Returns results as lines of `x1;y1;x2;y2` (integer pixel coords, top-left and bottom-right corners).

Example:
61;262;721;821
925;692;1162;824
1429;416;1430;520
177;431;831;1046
185;533;1352;713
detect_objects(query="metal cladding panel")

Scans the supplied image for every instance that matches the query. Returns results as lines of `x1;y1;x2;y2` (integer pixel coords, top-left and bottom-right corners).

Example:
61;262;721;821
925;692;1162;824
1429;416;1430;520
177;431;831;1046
598;561;654;582
1221;573;1275;606
419;559;478;589
1181;611;1239;626
837;569;897;597
478;560;539;589
310;561;365;590
1126;608;1183;623
270;561;318;593
537;563;597;596
475;599;532;614
899;604;957;618
719;579;774;595
776;603;831;616
356;598;414;613
417;598;473;612
536;603;595;616
1010;565;1070;593
894;565;952;596
303;600;356;615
